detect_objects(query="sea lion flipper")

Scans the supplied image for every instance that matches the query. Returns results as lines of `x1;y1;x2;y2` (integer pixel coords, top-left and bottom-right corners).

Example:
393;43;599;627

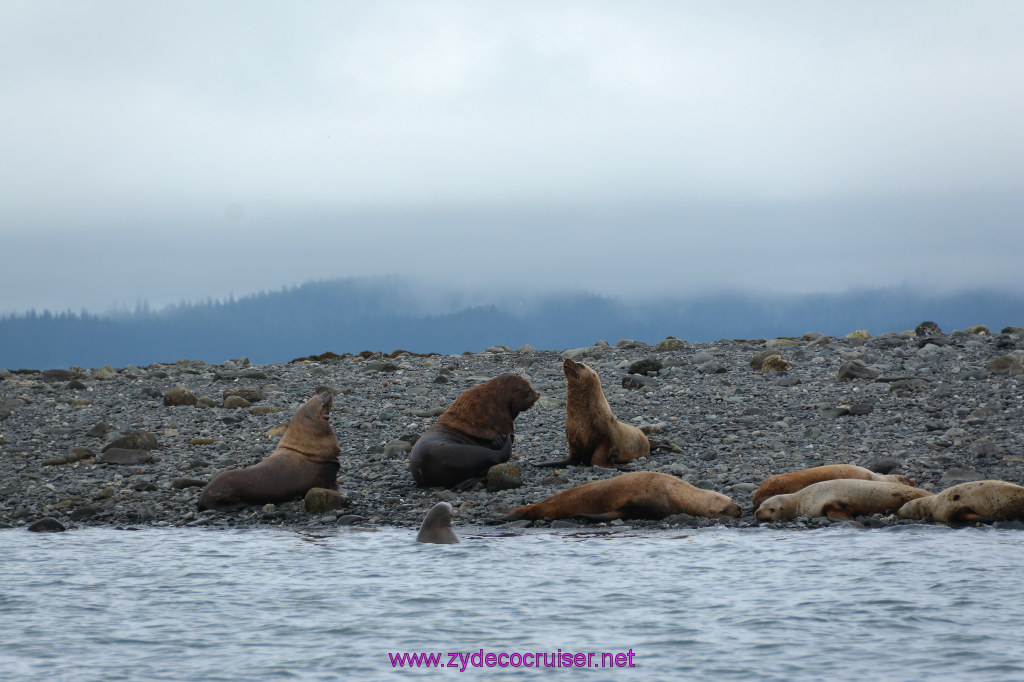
950;510;995;524
822;502;853;519
572;512;624;522
453;476;486;492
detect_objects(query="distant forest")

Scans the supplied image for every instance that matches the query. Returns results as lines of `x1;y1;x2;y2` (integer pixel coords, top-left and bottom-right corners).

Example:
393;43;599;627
2;278;1023;369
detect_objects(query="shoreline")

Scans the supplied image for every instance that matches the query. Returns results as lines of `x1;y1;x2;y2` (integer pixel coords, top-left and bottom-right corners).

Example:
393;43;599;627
2;325;1023;532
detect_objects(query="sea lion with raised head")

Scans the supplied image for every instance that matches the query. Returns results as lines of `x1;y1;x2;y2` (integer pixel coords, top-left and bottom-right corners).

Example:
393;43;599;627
751;464;916;510
197;392;340;509
898;480;1024;523
508;471;741;522
755;479;933;521
416;502;459;543
409;374;539;488
537;359;651;468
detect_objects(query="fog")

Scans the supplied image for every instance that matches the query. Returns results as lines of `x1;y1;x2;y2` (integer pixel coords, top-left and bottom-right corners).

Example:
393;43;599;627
3;2;1023;313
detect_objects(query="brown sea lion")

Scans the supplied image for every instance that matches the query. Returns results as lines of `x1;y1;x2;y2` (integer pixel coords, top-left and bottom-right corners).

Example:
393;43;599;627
537;359;651;468
197;392;340;510
409;374;539;488
898;480;1024;523
508;471;741;522
416;502;459;544
751;464;917;510
754;479;933;521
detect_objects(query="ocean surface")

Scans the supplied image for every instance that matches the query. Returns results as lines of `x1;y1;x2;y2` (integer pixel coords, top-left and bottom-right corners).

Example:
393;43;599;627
2;525;1023;681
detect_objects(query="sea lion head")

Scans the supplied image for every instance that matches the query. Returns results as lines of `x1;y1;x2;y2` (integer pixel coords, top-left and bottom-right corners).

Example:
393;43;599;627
887;474;917;487
754;495;785;521
437;374;539;441
278;391;341;463
416;501;459;544
563;358;598;385
712;497;743;518
896;495;930;520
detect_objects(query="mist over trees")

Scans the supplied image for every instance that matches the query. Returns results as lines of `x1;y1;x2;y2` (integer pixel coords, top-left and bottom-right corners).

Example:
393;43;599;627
2;278;1022;369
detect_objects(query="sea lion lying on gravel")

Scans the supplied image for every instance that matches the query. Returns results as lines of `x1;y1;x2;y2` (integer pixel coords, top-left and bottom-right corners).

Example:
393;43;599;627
416;502;459;544
755;479;933;521
508;471;742;522
197;392;340;510
752;464;917;510
897;480;1024;523
409;374;539;488
537;359;652;468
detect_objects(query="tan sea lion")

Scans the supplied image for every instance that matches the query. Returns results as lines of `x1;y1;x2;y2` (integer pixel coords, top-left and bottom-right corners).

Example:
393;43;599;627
537;359;651;468
898;480;1024;523
751;464;917;510
508;471;741;521
416;502;459;544
197;392;340;509
754;479;933;521
409;374;539;488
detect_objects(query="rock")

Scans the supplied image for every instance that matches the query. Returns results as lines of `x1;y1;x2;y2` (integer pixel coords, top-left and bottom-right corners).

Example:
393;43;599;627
560;346;604;361
92;365;117;380
266;424;288;438
1001;326;1024;336
303;488;351;513
487;462;523;492
223;387;264;403
986;354;1024;375
42;369;77;383
249;405;288;416
484;346;511;354
821;407;850;418
886;378;930;393
964;325;989;335
749;350;776;371
765;338;796;349
845;330;870;340
848;402;874;416
43;447;95;466
971;442;999;459
223;395;251;409
837;361;879;381
69;503;103;520
699;360;728;374
102;432;159;451
27;518;66;532
97;448;153;465
627;358;663;375
761;355;793;372
163;385;198;407
939;469;986;485
87;422;110;438
622;375;657;390
915;321;942;337
863;458;899;475
171;478;206;489
658;337;687;351
804;427;822;439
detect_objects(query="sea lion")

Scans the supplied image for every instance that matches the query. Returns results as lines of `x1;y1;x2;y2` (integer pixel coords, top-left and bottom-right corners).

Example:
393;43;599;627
897;480;1024;523
416;502;459;544
197;392;340;510
754;479;933;521
508;471;742;521
751;464;917;510
409;374;539;488
537;359;651;468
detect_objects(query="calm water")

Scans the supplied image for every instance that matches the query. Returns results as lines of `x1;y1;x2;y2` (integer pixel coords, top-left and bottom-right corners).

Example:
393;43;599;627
2;525;1023;681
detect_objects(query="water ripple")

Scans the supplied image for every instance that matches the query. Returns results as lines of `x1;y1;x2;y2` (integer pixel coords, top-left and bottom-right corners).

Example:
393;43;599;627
3;526;1024;680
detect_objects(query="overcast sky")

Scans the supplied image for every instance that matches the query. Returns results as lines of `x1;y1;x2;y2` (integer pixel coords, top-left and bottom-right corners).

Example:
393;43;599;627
2;1;1023;314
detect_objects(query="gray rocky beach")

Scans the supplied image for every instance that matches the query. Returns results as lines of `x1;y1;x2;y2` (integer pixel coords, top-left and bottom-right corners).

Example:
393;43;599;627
2;322;1023;532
